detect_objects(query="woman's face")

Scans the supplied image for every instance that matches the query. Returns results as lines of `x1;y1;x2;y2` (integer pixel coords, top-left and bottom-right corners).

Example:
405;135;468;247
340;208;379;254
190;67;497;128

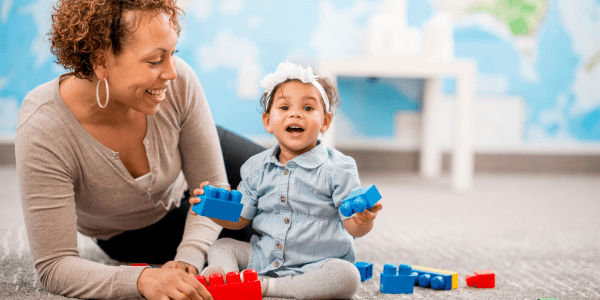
104;11;178;115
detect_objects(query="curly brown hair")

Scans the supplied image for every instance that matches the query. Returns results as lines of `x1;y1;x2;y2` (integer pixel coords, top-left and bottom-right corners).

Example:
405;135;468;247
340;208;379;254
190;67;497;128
260;77;341;115
49;0;184;81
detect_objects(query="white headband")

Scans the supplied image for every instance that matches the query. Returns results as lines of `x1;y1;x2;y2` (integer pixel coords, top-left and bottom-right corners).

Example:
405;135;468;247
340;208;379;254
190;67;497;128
260;62;330;112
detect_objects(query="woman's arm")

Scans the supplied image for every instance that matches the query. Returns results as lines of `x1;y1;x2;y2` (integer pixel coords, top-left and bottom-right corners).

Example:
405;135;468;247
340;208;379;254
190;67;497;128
172;58;229;270
16;125;145;299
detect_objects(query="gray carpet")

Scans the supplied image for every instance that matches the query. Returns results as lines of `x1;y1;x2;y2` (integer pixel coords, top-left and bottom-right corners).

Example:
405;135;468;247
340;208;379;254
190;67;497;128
1;165;599;299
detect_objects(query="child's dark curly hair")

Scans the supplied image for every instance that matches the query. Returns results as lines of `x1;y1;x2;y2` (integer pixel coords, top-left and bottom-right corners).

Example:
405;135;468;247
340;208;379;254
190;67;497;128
48;0;184;81
260;77;341;115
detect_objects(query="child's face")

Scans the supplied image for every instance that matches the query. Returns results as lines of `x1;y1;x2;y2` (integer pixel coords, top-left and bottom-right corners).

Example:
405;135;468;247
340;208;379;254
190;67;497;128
263;80;333;159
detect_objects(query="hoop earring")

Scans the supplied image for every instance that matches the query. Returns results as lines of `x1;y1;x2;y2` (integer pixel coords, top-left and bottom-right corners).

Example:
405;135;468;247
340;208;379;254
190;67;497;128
96;77;109;108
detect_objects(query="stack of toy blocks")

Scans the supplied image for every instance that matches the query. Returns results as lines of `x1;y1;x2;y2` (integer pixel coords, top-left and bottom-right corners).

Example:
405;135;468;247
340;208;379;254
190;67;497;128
195;269;262;300
411;266;458;290
192;185;243;222
380;263;417;294
355;262;373;282
340;185;382;217
466;270;495;288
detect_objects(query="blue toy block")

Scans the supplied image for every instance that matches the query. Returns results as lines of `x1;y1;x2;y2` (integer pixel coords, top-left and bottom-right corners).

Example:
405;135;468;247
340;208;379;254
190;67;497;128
379;264;417;294
192;185;243;222
412;265;458;290
355;262;373;282
340;185;382;217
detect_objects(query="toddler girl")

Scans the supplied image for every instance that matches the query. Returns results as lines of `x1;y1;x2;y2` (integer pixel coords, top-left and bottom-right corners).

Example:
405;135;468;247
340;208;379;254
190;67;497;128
191;62;383;299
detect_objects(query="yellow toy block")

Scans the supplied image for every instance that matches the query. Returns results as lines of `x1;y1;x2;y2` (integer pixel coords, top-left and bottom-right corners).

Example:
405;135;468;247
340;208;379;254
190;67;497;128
412;265;458;290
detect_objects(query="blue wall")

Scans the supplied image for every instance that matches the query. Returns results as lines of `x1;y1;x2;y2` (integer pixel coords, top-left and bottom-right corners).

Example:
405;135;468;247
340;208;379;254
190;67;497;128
2;0;599;146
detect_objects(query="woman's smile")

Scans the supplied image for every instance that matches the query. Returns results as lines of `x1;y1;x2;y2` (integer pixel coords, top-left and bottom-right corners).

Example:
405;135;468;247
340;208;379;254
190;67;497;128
145;87;168;102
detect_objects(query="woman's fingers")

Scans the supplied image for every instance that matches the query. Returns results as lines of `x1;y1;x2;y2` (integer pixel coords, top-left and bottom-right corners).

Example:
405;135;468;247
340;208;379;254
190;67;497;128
173;284;200;300
168;287;192;300
175;262;190;272
162;261;177;269
163;261;199;276
182;274;213;300
186;264;199;276
137;268;213;300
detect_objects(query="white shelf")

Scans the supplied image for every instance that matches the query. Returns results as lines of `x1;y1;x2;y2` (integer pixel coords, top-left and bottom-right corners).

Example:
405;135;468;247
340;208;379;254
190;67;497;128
475;143;600;155
328;138;600;155
0;134;15;144
248;135;600;155
318;56;477;191
334;139;420;151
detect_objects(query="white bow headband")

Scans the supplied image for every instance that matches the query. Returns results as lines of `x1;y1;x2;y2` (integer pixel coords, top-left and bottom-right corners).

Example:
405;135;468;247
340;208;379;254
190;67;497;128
260;62;330;112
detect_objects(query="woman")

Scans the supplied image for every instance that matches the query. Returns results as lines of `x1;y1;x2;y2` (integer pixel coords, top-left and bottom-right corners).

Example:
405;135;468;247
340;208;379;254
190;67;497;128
15;0;262;299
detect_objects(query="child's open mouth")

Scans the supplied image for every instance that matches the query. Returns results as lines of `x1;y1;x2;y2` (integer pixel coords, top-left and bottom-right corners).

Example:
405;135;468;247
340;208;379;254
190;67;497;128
286;125;304;136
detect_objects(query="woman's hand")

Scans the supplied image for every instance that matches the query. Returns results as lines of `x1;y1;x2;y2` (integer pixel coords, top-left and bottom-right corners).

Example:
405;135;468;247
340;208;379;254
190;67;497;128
137;267;213;300
162;261;199;276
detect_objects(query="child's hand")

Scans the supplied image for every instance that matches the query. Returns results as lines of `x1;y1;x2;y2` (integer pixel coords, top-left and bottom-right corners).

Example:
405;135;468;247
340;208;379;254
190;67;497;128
351;202;383;225
189;182;251;230
189;181;209;215
189;182;232;215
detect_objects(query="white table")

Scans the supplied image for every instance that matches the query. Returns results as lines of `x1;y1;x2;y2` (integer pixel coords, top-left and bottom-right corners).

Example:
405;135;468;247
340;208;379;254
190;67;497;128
317;57;477;191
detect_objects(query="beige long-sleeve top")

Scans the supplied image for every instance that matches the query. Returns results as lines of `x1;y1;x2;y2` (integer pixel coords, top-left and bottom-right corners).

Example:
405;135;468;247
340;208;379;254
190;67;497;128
15;57;226;299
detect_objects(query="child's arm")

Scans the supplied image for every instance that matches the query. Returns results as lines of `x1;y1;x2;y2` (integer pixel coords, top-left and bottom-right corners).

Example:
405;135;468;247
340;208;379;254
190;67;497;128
207;216;251;230
189;181;252;230
343;203;383;237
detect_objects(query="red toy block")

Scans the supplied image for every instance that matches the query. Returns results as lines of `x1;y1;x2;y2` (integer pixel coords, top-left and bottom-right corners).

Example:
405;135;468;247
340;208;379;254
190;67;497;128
130;263;147;266
195;269;262;300
466;270;495;288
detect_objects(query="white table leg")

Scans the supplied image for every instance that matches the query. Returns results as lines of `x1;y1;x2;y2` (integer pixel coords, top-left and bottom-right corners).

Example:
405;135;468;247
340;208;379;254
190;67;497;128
421;78;442;178
452;70;476;191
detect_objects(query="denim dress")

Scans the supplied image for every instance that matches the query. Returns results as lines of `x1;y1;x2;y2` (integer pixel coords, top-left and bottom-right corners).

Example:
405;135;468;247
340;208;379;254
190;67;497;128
238;141;361;277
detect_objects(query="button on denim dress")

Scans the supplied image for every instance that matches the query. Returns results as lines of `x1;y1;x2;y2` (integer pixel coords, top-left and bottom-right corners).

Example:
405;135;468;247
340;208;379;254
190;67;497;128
239;141;361;277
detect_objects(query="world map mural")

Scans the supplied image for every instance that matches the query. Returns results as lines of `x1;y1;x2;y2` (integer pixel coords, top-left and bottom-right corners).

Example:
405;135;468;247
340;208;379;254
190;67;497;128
1;0;599;148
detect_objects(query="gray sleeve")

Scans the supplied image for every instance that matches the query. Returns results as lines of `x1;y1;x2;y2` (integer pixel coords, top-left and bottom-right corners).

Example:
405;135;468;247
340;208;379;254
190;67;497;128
16;124;145;300
173;58;226;269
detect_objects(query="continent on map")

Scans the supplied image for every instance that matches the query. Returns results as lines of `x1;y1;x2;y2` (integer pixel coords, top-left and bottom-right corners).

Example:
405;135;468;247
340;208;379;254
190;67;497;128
466;0;547;36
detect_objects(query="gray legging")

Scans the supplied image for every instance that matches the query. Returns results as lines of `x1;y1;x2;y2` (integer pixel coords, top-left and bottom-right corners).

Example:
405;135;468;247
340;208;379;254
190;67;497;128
208;238;361;299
